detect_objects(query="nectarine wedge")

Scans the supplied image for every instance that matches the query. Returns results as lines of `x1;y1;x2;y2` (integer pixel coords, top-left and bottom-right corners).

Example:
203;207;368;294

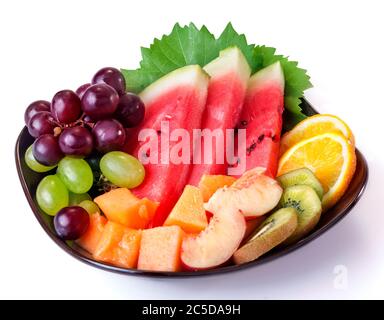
181;206;246;270
205;167;282;219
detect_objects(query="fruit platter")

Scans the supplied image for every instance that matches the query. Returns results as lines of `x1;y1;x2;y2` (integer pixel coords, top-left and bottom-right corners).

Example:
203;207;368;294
15;24;368;276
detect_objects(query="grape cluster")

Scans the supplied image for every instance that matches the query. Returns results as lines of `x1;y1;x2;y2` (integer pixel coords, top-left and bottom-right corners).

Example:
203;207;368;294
24;67;146;240
25;67;145;166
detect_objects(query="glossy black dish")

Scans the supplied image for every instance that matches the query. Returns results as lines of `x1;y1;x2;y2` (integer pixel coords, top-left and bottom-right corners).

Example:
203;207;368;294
15;99;368;277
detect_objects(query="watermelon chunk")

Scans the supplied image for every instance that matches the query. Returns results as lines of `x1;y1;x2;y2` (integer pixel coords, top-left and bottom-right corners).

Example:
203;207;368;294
235;62;285;177
187;47;251;186
124;65;209;227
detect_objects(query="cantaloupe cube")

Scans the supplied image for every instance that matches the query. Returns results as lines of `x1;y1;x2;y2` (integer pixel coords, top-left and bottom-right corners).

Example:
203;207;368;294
198;174;236;202
94;188;159;229
77;213;107;254
138;226;184;272
164;185;208;233
93;221;142;268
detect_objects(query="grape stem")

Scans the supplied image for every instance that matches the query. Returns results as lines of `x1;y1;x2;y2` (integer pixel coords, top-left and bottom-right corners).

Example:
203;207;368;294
80;113;95;128
96;173;118;193
53;113;95;132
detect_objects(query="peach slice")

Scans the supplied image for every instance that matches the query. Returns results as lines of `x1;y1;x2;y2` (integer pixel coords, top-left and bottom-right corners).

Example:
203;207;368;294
205;167;282;219
181;205;246;270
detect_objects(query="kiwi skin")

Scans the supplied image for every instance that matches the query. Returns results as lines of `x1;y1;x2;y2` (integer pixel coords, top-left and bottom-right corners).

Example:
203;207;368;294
281;185;322;245
233;208;298;265
277;167;324;200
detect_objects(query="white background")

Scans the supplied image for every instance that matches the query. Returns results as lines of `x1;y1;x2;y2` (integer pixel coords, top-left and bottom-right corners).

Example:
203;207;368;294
0;0;383;299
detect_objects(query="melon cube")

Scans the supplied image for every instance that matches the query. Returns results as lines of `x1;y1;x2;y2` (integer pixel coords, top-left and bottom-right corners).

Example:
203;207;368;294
164;185;208;233
94;221;142;268
198;174;236;202
138;226;184;272
76;213;107;254
94;188;158;229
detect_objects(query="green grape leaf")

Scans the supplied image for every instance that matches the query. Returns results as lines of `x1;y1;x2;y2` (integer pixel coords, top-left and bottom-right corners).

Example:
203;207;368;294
216;23;255;67
121;23;312;126
122;23;217;92
252;45;313;117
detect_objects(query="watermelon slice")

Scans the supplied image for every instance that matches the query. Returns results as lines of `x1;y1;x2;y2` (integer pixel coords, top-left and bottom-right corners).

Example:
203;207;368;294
124;65;209;227
187;47;251;186
234;61;285;177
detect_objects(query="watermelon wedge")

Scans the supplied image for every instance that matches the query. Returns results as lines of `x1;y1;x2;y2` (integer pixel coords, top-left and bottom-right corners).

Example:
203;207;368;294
187;47;251;186
234;61;285;177
124;65;209;227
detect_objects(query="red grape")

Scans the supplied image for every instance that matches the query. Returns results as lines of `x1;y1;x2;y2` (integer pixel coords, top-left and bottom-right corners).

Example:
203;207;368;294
24;100;51;125
76;83;91;99
33;134;63;166
83;115;94;124
92;119;126;153
54;206;90;240
27;111;56;138
59;126;93;156
81;84;119;120
51;90;82;124
115;93;145;127
92;67;126;96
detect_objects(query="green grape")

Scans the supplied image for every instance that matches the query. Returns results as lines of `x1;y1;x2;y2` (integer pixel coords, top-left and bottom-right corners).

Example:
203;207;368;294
25;145;55;173
68;192;92;205
100;151;145;188
79;200;101;214
34;196;55;228
57;156;93;194
36;175;69;216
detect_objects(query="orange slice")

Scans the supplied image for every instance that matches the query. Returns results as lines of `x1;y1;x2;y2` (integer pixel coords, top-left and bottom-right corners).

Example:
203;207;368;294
280;114;355;155
278;132;356;210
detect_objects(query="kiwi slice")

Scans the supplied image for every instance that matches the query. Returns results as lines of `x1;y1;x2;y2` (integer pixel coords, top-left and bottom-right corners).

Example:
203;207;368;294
280;185;322;245
277;167;324;200
233;208;298;265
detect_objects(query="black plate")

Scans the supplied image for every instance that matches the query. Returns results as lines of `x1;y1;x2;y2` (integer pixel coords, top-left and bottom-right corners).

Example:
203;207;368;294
15;99;368;277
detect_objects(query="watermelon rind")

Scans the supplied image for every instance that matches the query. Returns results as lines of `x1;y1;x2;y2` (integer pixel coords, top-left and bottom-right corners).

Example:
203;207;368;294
139;65;209;106
204;46;251;83
248;61;284;92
